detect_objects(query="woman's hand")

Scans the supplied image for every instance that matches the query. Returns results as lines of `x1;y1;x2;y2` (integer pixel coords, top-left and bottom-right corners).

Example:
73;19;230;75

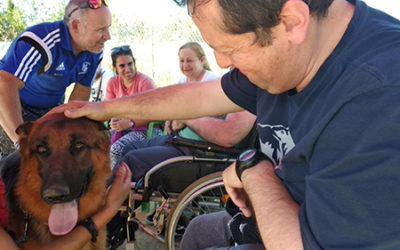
109;118;132;132
104;162;132;213
166;120;186;133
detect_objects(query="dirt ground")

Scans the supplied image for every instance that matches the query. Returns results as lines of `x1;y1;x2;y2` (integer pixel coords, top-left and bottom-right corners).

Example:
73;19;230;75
117;208;165;250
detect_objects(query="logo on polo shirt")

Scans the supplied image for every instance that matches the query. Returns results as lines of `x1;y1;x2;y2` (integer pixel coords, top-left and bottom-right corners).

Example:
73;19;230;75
56;62;65;71
79;62;91;75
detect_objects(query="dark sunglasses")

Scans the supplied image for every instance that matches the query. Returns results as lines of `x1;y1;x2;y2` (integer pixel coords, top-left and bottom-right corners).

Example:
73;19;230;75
67;0;108;18
173;0;186;7
111;45;131;54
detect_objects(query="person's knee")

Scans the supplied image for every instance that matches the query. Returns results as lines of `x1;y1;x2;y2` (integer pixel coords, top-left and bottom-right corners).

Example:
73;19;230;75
184;214;204;235
181;212;233;250
110;142;119;155
184;212;227;240
119;153;149;182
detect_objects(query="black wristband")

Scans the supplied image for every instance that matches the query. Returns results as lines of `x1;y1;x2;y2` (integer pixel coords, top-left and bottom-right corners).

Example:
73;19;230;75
79;217;98;242
236;149;274;181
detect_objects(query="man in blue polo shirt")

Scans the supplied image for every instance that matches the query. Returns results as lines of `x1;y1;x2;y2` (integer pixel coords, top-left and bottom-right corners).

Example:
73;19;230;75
0;0;111;157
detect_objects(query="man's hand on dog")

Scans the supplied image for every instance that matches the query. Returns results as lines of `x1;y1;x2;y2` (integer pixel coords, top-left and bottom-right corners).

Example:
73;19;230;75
47;101;110;121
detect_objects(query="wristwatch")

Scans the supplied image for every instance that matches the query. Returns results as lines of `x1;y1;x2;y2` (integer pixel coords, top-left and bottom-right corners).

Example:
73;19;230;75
235;149;274;181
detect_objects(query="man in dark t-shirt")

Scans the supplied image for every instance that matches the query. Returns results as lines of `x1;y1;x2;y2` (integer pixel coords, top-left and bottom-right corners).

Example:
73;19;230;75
51;0;400;249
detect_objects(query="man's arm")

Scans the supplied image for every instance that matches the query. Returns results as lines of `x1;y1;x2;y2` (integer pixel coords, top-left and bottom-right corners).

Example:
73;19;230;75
0;71;25;143
51;78;242;122
182;111;256;147
223;162;303;250
68;83;91;101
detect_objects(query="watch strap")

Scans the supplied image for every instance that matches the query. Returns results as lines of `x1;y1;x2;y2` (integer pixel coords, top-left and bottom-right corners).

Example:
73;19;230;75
236;150;274;181
79;217;98;242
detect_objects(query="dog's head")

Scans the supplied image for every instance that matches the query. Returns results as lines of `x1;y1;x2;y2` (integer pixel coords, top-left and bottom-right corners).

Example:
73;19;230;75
15;113;111;235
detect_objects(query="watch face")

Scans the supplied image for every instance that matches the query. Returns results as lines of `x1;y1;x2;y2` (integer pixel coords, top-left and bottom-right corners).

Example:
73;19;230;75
239;149;256;161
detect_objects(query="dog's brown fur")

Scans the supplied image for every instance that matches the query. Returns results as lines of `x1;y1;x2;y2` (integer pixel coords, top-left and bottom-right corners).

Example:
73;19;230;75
6;113;111;249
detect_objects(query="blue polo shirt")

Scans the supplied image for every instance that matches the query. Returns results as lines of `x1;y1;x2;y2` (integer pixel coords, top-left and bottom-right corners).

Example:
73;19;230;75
0;21;102;108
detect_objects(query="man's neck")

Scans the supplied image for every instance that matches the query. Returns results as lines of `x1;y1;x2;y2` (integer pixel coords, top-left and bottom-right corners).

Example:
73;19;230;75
296;0;355;92
70;39;82;57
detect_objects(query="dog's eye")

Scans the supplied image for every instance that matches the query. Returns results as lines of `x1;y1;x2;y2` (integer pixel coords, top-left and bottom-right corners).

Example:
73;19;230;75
36;145;48;154
71;142;87;153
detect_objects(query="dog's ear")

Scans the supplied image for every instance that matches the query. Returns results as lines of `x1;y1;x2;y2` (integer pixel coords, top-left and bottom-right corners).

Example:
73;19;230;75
16;121;34;137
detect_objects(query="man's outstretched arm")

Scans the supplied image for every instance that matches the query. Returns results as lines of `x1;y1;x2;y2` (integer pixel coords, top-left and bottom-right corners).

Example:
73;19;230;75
50;78;242;122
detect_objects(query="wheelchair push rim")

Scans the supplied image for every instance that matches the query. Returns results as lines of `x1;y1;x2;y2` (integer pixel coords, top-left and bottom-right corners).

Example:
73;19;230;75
165;172;227;250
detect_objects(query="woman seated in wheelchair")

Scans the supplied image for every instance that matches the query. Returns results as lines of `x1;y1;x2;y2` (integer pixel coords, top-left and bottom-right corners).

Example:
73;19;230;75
105;45;163;167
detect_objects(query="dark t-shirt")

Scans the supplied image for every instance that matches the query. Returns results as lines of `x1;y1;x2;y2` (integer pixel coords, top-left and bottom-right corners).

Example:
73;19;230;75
222;0;400;249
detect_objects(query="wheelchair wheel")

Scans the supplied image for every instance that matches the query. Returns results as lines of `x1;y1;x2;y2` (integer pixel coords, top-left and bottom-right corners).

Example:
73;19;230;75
165;171;227;250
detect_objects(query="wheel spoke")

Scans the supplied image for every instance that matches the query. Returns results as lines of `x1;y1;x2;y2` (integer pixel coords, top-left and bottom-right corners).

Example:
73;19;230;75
165;172;226;250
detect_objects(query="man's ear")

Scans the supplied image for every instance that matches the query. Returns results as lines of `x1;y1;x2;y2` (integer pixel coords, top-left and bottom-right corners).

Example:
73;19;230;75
280;0;310;45
70;19;81;35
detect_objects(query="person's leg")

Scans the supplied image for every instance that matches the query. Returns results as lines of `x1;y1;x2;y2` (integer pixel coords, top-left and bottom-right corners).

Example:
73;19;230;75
181;211;266;250
108;135;189;184
0;127;15;159
20;103;50;122
180;211;233;250
109;131;149;169
120;134;172;156
0;104;48;158
119;143;186;181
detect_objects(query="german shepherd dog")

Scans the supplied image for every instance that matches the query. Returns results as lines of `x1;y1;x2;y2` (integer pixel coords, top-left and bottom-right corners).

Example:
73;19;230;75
1;113;111;249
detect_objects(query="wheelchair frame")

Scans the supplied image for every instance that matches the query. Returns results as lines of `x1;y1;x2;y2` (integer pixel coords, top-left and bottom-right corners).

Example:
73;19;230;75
119;124;258;249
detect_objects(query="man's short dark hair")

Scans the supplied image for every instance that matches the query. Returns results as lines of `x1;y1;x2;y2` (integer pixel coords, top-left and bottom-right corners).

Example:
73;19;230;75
175;0;334;46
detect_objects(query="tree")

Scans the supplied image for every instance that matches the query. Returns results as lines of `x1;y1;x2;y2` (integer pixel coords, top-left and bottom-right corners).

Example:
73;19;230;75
0;0;27;41
22;0;66;25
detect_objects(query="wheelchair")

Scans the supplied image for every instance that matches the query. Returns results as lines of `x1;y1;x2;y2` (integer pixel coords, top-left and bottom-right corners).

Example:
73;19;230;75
115;123;258;250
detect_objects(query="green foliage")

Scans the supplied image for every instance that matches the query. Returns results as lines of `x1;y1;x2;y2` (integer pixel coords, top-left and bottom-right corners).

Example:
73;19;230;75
111;15;148;43
161;18;203;43
0;0;27;41
21;0;66;25
0;0;65;42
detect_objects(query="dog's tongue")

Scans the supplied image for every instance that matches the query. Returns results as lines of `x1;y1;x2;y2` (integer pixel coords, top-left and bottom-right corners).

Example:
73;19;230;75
48;200;78;235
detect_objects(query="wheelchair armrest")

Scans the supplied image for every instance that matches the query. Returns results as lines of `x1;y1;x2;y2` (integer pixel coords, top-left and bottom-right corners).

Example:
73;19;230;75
147;121;167;139
171;135;243;155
